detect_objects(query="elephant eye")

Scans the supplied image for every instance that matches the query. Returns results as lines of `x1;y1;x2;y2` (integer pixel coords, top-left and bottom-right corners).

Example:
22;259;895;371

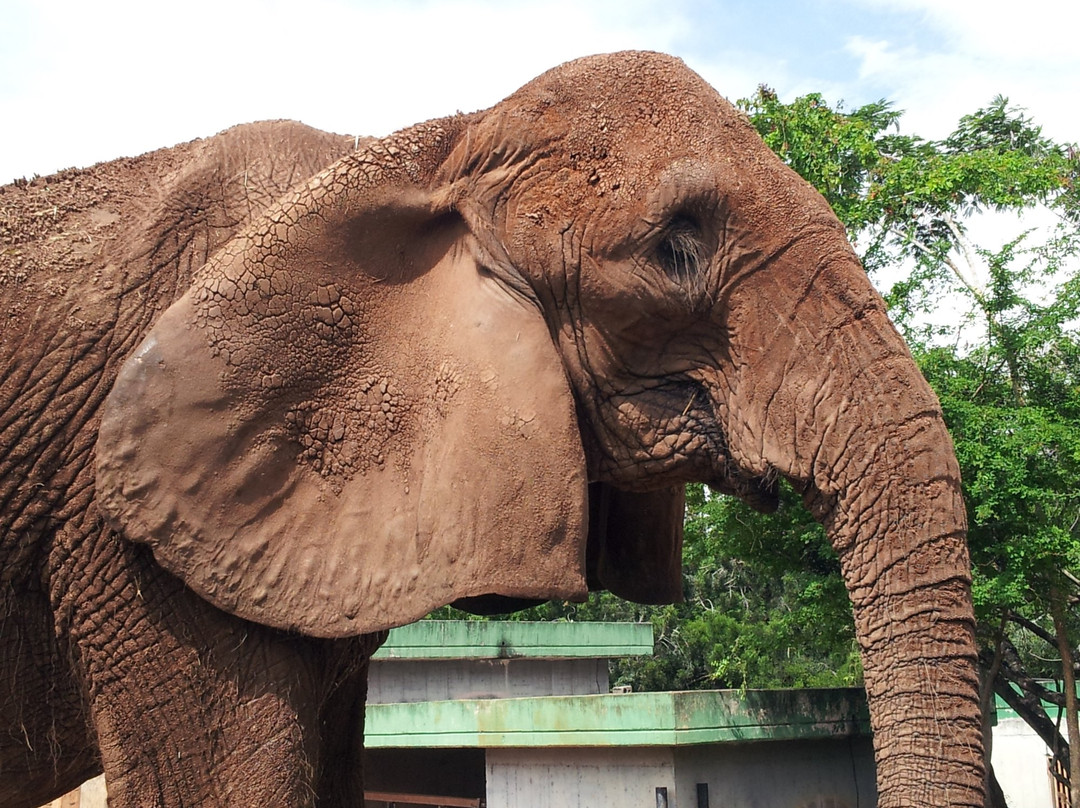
656;215;705;285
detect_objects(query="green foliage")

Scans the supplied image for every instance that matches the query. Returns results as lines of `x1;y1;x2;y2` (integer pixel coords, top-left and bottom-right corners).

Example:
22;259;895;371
739;88;1080;292
914;240;1080;619
637;483;861;691
743;85;1080;763
741;87;902;232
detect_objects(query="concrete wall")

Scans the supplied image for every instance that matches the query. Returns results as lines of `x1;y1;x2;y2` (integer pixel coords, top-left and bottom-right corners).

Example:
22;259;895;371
486;748;676;808
484;740;876;808
992;717;1055;808
368;658;611;704
674;738;877;808
50;740;876;808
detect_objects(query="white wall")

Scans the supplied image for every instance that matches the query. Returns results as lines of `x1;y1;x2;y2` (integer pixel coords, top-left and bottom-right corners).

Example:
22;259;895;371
992;718;1055;808
41;775;106;808
486;740;877;808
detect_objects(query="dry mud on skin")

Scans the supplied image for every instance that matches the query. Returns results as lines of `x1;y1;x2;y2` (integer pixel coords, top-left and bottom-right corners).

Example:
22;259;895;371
2;122;353;332
0;124;358;808
1;147;190;333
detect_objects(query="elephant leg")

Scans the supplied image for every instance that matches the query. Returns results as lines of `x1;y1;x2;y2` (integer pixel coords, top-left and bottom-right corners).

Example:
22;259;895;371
48;518;377;807
314;655;373;807
0;580;99;808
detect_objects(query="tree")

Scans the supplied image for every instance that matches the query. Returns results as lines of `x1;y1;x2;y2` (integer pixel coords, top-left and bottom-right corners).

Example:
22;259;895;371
740;85;1080;801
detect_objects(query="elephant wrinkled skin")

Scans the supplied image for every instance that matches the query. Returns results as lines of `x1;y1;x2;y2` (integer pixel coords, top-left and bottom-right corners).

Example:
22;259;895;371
0;52;983;807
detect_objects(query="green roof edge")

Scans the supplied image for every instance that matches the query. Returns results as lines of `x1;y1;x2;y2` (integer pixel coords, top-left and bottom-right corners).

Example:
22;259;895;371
365;688;871;748
373;621;655;660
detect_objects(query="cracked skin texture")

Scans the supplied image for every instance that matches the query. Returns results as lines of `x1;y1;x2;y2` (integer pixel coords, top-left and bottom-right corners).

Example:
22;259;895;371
3;53;981;806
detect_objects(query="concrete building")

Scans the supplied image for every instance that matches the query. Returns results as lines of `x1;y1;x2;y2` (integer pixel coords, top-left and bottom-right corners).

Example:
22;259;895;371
364;621;877;808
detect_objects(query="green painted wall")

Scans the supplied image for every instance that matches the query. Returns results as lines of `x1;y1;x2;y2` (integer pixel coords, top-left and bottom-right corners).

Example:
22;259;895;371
373;621;654;660
365;688;870;748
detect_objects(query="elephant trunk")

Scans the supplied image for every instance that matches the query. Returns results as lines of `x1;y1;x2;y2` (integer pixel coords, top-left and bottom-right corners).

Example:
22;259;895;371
822;409;984;806
720;244;985;806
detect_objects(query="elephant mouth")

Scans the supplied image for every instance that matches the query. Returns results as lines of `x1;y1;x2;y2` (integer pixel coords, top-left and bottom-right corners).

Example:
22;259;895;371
581;377;780;513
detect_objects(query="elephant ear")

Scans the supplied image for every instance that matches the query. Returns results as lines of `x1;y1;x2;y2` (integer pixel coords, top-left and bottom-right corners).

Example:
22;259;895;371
96;119;589;638
588;484;685;604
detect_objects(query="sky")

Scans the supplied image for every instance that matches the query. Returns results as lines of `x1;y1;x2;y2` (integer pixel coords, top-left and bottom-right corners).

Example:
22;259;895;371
2;0;1077;185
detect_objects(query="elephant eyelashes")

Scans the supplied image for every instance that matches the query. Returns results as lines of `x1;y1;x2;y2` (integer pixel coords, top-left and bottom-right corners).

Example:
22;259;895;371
656;215;707;287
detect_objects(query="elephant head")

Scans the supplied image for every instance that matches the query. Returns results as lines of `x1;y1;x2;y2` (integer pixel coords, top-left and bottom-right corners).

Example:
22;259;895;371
95;52;984;806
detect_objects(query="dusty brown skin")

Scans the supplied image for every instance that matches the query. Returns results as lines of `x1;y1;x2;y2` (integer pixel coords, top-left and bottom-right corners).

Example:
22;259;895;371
2;121;383;807
1;53;982;806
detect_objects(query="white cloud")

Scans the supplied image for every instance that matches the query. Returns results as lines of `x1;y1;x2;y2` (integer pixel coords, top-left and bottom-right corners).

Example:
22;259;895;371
2;0;1075;184
884;0;1078;63
845;35;907;81
1;0;691;181
842;0;1079;141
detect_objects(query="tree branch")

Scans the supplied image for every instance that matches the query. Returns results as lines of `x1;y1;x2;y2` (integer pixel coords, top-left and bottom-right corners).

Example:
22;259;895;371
994;635;1066;708
983;646;1070;772
888;223;989;307
1050;583;1080;808
943;213;991;305
1008;612;1060;648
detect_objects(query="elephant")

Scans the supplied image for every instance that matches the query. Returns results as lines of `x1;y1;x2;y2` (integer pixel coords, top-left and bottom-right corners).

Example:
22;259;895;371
0;51;983;807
